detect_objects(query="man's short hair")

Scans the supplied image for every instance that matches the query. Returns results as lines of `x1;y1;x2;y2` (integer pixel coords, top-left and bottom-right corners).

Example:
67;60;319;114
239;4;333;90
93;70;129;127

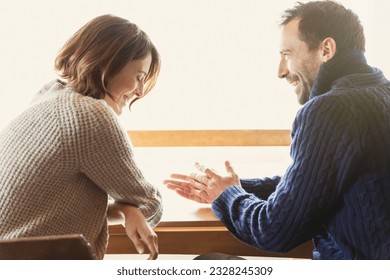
281;1;365;52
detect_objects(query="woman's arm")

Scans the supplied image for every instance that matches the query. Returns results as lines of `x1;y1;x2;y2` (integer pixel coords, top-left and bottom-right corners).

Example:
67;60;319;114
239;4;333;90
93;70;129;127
107;201;158;260
77;100;163;226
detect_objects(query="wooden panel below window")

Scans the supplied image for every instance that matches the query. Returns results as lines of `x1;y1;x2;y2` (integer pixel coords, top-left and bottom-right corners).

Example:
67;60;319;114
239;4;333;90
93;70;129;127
127;129;291;147
107;225;313;259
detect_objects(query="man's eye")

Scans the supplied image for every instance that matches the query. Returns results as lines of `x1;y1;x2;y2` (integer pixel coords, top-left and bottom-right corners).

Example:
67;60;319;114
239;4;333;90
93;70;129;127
280;52;289;59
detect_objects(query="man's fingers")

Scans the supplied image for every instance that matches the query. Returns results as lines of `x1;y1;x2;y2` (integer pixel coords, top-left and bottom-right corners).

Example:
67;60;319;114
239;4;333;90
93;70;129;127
164;177;206;192
225;160;236;174
189;172;210;185
165;173;208;185
168;173;192;181
164;179;190;189
197;189;210;201
166;183;193;195
189;178;208;192
175;189;208;203
195;162;217;178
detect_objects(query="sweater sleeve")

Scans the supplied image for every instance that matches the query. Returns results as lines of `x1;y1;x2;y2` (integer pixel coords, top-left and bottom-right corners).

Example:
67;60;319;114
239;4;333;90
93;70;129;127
240;177;280;200
212;95;360;252
73;98;162;227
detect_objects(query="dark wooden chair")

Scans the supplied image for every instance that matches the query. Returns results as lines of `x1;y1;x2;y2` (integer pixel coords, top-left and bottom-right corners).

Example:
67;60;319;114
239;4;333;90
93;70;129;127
0;234;97;260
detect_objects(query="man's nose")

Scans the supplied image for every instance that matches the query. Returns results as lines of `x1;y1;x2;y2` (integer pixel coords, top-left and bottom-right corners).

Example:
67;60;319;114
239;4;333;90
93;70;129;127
278;59;288;79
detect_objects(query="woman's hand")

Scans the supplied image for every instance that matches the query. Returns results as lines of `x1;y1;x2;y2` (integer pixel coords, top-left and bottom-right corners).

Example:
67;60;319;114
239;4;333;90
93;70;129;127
164;161;240;204
107;202;158;259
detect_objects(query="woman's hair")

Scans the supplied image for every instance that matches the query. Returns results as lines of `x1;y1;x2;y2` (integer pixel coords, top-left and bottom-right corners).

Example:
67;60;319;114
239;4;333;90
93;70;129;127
280;1;365;52
55;14;160;107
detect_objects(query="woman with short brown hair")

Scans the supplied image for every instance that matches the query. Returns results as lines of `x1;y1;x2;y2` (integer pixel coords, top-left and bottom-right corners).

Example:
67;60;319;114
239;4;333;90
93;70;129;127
0;14;162;259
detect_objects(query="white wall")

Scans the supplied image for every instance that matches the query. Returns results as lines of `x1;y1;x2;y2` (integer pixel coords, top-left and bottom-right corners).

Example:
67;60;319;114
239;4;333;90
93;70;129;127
1;0;389;131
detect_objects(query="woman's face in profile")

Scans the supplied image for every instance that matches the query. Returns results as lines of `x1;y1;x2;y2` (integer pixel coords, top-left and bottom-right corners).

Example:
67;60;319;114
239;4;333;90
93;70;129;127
104;53;152;115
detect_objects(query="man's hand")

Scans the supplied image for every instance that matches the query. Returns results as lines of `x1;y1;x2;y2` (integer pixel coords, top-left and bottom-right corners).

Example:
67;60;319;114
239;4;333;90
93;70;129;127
164;161;240;204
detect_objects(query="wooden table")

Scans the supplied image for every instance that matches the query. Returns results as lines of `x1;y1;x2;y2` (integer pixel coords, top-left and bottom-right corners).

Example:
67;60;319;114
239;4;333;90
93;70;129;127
106;146;314;259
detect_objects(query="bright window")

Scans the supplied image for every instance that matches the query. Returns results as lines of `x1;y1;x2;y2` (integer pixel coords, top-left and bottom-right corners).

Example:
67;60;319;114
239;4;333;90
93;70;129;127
0;0;388;131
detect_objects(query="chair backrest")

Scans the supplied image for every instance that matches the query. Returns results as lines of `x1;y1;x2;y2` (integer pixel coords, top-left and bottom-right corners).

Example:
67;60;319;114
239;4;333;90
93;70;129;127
0;234;97;260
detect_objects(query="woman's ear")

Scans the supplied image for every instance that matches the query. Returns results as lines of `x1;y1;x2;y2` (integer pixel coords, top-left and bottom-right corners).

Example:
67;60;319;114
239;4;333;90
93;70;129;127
321;37;337;62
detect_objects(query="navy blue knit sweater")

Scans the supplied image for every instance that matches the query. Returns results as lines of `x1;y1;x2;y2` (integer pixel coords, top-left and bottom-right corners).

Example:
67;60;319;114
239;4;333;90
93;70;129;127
212;51;390;259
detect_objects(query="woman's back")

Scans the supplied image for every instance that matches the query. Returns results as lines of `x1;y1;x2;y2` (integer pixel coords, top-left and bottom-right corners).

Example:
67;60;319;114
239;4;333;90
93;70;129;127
0;81;162;259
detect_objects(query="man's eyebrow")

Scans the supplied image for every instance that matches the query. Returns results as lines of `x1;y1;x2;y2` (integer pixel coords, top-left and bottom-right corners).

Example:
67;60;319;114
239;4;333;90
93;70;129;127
138;71;148;75
279;49;291;55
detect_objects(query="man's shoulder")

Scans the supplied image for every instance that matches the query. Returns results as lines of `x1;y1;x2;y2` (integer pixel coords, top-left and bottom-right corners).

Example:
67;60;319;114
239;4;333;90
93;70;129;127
300;92;343;115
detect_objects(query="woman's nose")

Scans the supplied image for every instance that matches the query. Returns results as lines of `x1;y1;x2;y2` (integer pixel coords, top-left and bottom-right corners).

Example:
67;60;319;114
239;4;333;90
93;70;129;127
136;83;144;97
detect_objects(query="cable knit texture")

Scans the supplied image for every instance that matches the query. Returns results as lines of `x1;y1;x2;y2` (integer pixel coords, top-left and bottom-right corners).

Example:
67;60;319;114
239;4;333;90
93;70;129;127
212;51;390;259
0;80;163;259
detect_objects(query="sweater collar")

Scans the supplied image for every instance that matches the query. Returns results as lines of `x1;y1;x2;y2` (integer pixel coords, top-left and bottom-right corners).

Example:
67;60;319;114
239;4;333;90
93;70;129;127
310;51;374;99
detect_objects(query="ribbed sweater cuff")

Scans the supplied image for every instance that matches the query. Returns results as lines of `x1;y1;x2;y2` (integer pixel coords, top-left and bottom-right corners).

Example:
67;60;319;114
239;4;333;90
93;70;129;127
211;185;247;219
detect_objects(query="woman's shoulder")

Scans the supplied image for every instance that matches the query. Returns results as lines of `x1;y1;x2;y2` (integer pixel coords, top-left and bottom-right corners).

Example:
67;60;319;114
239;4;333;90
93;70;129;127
37;80;114;120
70;93;118;125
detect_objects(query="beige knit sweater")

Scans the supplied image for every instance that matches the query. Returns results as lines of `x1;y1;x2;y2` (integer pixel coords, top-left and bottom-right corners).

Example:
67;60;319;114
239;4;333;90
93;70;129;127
0;80;163;259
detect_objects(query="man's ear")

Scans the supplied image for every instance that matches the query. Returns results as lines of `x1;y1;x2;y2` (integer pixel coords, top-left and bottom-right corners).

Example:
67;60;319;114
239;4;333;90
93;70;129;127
320;37;337;62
